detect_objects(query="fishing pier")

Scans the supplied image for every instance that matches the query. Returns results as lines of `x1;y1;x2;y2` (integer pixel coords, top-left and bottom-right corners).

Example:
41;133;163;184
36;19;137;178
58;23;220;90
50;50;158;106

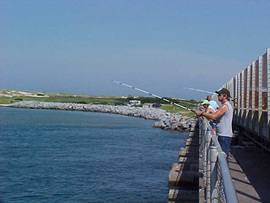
168;48;270;203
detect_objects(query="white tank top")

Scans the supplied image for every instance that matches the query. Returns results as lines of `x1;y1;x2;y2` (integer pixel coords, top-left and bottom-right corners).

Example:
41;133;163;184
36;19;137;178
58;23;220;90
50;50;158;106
216;101;233;137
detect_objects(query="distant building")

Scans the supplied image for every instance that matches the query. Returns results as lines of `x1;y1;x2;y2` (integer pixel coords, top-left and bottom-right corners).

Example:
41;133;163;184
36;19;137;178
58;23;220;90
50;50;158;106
128;100;141;107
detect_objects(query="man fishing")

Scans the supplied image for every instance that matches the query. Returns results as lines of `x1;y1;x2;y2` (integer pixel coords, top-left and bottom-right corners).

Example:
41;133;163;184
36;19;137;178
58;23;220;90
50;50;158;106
195;88;233;156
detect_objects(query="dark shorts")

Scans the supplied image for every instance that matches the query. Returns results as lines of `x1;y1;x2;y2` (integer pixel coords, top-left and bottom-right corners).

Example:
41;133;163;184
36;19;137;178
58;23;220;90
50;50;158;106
209;121;217;129
218;136;232;156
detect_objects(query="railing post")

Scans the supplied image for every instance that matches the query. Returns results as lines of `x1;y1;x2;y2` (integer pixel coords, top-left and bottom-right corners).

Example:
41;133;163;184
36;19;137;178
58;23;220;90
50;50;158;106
206;144;211;203
204;127;212;191
210;146;218;203
206;133;213;203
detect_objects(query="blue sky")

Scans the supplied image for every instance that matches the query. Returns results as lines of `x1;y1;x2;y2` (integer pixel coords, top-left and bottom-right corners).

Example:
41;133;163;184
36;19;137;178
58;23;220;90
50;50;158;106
1;0;270;99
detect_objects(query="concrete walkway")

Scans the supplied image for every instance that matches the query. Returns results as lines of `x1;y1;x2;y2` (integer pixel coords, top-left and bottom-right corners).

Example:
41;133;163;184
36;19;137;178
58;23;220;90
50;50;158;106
229;146;270;203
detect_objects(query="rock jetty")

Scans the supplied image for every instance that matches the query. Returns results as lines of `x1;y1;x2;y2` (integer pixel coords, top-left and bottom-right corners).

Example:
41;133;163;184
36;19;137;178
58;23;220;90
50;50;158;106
6;101;196;132
153;115;195;132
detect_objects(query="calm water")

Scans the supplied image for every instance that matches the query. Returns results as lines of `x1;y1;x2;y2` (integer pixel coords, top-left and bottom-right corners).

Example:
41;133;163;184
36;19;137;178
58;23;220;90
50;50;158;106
0;108;187;203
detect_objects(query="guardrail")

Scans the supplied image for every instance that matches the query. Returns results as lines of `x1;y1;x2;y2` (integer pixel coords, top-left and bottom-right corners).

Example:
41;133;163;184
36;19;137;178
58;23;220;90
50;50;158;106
199;118;238;203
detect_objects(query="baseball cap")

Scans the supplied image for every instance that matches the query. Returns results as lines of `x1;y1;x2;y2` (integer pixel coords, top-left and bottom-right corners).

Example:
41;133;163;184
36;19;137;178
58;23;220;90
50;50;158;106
201;99;210;105
215;88;231;98
209;100;219;110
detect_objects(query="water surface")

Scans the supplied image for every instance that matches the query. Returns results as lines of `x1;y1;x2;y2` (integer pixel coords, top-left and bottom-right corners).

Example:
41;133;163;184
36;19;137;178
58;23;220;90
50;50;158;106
0;108;187;203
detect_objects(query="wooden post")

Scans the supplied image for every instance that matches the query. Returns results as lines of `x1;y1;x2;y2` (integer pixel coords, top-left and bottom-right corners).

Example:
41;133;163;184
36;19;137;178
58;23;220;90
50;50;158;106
247;65;251;128
258;56;263;137
252;61;256;119
237;73;241;125
241;70;245;125
267;48;270;139
247;66;250;111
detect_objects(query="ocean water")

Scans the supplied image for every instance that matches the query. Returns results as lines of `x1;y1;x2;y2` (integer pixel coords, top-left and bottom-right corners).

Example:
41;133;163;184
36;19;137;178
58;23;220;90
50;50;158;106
0;107;187;203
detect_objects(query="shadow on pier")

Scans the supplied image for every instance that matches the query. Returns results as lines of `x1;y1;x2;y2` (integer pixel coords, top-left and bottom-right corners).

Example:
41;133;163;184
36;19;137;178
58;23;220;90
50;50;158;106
229;144;270;203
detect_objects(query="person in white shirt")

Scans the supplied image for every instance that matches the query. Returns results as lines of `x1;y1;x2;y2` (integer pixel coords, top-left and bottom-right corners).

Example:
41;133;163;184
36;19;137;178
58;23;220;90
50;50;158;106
195;88;233;156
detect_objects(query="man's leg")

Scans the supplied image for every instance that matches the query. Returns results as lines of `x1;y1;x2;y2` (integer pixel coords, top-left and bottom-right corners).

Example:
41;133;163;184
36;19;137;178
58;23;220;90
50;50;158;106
218;136;232;156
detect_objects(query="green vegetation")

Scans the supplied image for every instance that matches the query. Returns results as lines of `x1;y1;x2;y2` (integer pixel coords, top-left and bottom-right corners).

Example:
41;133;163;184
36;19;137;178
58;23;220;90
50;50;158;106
0;90;198;118
0;95;128;105
160;103;197;118
0;97;14;104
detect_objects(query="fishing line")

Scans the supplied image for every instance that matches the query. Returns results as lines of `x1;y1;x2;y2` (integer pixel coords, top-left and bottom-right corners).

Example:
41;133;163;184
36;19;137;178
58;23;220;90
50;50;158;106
113;80;194;112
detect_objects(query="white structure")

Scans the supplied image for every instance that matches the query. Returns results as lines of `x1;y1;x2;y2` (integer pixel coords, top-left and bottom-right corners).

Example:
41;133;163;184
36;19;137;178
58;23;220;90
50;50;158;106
128;100;141;107
224;48;270;141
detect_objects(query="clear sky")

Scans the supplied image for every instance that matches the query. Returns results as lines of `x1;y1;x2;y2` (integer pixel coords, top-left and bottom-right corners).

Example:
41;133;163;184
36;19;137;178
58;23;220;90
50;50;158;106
1;0;270;99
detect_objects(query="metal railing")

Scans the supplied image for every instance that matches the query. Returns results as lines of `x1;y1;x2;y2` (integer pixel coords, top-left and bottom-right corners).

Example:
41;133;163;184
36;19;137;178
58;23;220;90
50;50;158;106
199;118;238;203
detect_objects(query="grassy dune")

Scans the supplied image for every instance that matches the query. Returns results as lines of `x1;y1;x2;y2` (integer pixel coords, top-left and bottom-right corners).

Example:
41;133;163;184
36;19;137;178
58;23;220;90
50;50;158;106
0;90;198;117
0;95;127;105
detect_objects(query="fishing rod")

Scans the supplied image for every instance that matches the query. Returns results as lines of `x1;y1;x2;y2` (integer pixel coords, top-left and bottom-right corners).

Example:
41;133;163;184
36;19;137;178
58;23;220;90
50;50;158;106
185;87;238;108
184;87;215;95
113;80;193;112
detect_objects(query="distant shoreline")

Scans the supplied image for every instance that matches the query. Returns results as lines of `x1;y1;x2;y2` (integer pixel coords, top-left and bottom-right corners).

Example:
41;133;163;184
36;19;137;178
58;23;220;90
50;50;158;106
3;101;196;132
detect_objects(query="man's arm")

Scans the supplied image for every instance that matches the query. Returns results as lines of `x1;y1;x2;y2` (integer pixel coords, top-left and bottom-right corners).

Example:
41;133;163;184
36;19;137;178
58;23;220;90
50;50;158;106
196;105;227;120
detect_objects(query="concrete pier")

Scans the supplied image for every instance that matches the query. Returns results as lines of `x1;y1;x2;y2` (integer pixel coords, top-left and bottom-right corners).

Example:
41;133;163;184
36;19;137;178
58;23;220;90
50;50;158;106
168;128;199;203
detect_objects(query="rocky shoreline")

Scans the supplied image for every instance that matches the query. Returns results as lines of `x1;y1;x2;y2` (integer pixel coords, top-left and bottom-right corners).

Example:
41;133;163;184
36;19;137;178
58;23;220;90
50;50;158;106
4;101;196;132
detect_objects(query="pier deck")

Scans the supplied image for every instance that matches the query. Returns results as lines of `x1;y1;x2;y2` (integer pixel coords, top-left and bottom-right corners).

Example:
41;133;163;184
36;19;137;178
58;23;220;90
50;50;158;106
229;146;270;203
